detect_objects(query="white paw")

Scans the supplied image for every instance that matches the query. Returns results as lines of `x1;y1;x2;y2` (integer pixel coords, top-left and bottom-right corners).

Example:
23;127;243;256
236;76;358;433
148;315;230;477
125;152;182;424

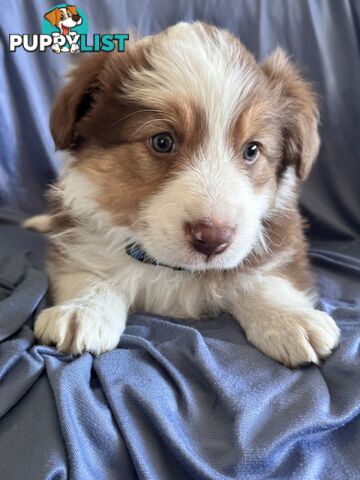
51;44;61;54
247;309;340;368
70;43;79;53
35;302;127;355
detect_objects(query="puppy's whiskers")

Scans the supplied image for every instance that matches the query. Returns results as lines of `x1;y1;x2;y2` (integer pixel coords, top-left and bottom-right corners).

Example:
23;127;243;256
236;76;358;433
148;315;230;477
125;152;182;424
111;109;167;126
129;119;171;141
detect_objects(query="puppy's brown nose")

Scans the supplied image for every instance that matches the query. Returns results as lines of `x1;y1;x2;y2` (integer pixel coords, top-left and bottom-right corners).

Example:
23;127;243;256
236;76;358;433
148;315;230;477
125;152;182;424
72;14;80;21
185;221;235;257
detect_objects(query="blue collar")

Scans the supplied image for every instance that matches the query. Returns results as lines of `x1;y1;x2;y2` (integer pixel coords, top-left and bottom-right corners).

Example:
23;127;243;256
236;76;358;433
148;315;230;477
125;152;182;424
126;243;184;271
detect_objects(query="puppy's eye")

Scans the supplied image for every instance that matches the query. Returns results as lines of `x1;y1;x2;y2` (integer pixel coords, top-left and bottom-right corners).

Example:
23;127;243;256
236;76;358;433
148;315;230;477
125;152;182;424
150;132;175;153
60;14;65;19
243;142;259;163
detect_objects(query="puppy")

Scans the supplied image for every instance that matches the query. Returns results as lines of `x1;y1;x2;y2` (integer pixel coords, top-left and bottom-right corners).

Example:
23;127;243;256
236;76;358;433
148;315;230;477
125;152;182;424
44;5;82;53
27;22;340;367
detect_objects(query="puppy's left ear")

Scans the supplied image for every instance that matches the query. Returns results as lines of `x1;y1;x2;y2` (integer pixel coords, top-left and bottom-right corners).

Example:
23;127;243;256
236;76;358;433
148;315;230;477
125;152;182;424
261;48;320;180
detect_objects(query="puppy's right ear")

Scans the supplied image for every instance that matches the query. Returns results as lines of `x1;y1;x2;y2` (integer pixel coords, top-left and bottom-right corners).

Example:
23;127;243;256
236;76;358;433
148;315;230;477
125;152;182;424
44;9;58;27
50;54;107;150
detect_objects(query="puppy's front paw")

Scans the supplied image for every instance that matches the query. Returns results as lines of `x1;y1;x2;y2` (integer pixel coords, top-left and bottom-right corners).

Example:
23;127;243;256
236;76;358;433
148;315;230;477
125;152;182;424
248;309;340;368
70;43;79;53
51;44;61;54
35;302;126;355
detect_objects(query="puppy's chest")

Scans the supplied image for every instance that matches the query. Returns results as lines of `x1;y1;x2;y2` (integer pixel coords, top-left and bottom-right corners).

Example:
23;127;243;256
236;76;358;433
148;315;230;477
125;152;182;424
118;262;222;318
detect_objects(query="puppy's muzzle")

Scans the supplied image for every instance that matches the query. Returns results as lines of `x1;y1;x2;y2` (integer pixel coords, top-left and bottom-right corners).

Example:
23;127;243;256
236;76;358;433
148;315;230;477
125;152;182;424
185;221;236;257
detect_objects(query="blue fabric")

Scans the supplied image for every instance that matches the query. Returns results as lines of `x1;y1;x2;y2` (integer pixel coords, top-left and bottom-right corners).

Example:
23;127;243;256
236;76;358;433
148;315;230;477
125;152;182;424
1;1;360;479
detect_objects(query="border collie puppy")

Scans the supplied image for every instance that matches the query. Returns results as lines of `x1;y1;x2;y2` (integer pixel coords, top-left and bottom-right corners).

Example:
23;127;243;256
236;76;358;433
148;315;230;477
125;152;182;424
25;22;340;367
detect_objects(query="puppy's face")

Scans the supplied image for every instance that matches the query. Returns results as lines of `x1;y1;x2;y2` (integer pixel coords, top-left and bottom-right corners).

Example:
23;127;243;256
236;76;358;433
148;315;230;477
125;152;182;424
51;23;319;271
44;6;82;33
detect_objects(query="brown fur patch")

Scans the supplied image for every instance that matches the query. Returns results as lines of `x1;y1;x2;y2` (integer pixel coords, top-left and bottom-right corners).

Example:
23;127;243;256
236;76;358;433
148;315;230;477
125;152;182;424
261;48;320;180
50;36;211;226
76;94;207;226
261;212;313;292
49;42;154;150
230;96;282;191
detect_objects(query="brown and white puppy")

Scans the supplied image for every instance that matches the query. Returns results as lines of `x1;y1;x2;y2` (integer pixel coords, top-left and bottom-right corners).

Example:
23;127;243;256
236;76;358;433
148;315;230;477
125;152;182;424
44;5;82;35
44;5;82;53
26;22;340;367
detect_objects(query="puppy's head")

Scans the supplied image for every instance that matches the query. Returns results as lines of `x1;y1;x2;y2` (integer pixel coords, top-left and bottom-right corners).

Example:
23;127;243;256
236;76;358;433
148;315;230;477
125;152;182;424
44;6;82;31
51;22;319;271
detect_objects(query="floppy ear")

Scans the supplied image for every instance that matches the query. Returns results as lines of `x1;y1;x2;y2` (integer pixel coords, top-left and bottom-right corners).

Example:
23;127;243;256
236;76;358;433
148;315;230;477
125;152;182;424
50;54;107;150
261;48;320;180
44;9;58;26
67;5;78;16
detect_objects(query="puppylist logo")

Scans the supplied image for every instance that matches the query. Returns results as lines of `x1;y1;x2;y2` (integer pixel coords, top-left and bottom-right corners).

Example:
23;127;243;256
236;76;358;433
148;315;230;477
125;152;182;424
9;4;129;54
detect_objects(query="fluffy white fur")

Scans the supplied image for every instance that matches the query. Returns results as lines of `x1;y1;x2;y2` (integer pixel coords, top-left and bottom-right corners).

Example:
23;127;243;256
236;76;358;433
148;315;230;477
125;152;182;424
139;153;272;271
125;23;257;130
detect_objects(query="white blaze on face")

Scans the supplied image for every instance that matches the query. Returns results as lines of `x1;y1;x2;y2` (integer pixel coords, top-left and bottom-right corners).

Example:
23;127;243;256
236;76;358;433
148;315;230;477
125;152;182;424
140;155;271;270
124;22;259;135
125;23;272;270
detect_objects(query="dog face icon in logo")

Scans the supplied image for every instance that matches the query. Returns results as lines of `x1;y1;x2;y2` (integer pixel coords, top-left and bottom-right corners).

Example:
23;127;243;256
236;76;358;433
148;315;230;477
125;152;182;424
44;5;83;53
